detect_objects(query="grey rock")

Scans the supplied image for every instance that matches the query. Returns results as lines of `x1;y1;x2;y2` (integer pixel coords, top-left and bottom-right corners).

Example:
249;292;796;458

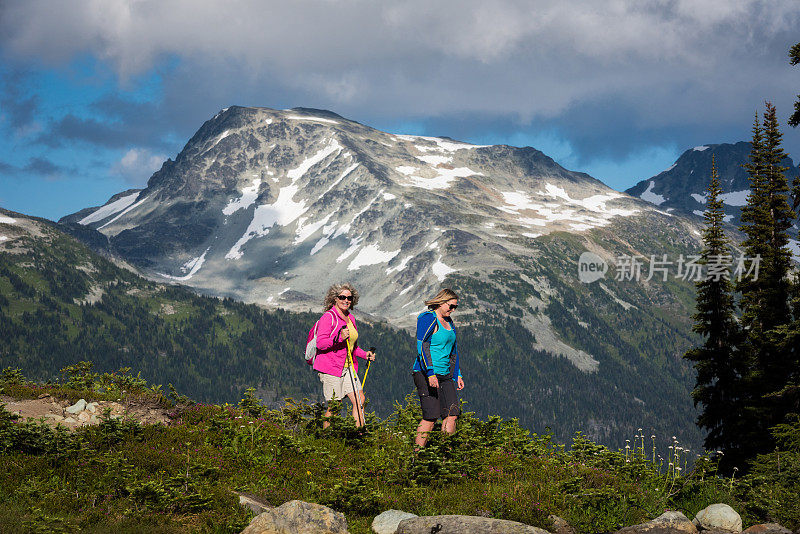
372;510;418;534
548;514;577;534
694;504;742;533
86;402;98;413
65;399;87;414
240;500;348;534
396;515;549;534
235;491;271;515
44;413;64;421
615;511;698;534
742;524;792;534
63;417;78;424
89;414;100;424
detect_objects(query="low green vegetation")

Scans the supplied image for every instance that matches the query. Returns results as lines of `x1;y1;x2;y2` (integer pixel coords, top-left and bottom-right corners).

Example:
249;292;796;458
2;367;798;534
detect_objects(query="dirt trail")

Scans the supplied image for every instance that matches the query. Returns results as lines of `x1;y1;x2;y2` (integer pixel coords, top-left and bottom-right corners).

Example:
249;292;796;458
1;394;172;429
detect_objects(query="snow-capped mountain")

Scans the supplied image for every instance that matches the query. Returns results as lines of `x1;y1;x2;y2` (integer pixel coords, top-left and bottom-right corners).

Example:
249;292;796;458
61;105;729;445
626;142;800;228
62;106;672;323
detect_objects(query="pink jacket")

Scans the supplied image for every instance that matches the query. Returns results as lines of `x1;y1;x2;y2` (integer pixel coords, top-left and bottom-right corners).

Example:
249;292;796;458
313;309;369;376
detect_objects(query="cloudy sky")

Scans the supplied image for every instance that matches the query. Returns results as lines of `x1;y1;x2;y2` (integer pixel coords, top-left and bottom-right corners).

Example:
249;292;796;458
1;0;799;221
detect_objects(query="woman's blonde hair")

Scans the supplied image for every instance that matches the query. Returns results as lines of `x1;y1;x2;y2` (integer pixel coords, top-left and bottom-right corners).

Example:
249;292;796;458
323;282;360;311
424;288;459;310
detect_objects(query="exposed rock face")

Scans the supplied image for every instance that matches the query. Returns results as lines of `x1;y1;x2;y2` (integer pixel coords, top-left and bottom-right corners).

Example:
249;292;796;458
396;514;549;534
741;523;792;534
693;504;742;533
241;500;348;534
625;141;800;237
372;509;418;534
614;511;698;534
548;514;577;534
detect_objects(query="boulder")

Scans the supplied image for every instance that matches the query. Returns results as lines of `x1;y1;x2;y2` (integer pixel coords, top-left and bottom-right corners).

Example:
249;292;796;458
235;491;271;515
396;515;549;534
77;412;91;423
372;510;418;534
694;504;742;533
615;511;698;534
86;402;98;413
240;500;348;534
65;399;87;414
742;524;791;534
548;515;577;534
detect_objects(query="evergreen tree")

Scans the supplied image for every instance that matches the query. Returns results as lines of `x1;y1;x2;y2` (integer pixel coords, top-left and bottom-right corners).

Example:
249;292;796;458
684;156;741;454
789;42;800;129
734;103;797;465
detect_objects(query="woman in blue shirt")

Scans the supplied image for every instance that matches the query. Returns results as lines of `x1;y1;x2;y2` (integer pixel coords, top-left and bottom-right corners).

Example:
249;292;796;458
412;288;465;448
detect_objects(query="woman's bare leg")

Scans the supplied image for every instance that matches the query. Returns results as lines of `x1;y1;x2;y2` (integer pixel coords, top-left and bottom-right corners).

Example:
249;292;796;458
415;419;436;449
323;407;333;429
442;415;457;434
346;391;365;427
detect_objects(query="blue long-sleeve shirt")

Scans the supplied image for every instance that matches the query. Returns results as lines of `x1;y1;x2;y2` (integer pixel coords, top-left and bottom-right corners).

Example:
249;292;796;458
413;310;461;379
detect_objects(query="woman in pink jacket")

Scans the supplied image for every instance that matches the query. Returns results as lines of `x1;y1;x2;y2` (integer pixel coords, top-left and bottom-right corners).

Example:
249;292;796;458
313;282;375;428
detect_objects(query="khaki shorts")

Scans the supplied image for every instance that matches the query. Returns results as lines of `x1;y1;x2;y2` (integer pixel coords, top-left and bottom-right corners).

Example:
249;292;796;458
318;368;362;401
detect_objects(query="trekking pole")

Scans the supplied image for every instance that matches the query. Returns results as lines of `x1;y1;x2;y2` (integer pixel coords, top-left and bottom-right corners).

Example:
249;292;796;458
342;328;364;428
361;346;376;389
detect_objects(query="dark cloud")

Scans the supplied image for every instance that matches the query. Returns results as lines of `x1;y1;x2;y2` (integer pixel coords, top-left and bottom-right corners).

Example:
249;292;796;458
0;68;41;134
0;160;18;174
0;157;75;179
2;1;800;168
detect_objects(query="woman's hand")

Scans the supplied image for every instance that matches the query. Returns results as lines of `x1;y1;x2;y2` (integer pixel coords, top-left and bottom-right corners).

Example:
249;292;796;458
457;376;465;390
365;351;376;361
428;375;439;388
338;327;349;341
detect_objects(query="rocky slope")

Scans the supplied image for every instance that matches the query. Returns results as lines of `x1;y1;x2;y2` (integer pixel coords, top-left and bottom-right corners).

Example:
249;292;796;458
626;142;800;254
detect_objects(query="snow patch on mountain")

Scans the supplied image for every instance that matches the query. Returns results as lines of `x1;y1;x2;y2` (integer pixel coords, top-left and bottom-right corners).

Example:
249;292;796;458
287;139;341;180
639;181;666;206
691;193;706;204
322;162;358;197
397;134;486;152
386;254;413;275
406;167;482;190
719;190;750;206
79;192;140;225
223;178;262;215
99;194;151;230
693;146;710;151
295;212;334;244
158;247;210;281
416;154;452;165
382;193;396;201
347;243;401;271
337;237;364;263
498;184;638;232
432;255;456;281
285;115;339;125
788;239;800;263
226;185;309;259
0;215;18;225
0;236;7;242
396;166;417;176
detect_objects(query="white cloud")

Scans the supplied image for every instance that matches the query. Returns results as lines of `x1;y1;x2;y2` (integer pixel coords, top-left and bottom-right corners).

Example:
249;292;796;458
111;148;165;185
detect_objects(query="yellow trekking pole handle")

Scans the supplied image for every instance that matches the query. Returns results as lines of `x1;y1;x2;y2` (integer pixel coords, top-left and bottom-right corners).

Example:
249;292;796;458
362;347;375;388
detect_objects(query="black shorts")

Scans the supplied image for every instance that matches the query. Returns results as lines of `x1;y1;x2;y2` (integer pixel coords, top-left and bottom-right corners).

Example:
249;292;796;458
412;371;461;421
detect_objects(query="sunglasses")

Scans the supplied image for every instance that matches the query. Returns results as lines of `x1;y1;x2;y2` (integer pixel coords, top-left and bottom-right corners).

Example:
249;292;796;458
336;295;354;301
447;304;458;310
